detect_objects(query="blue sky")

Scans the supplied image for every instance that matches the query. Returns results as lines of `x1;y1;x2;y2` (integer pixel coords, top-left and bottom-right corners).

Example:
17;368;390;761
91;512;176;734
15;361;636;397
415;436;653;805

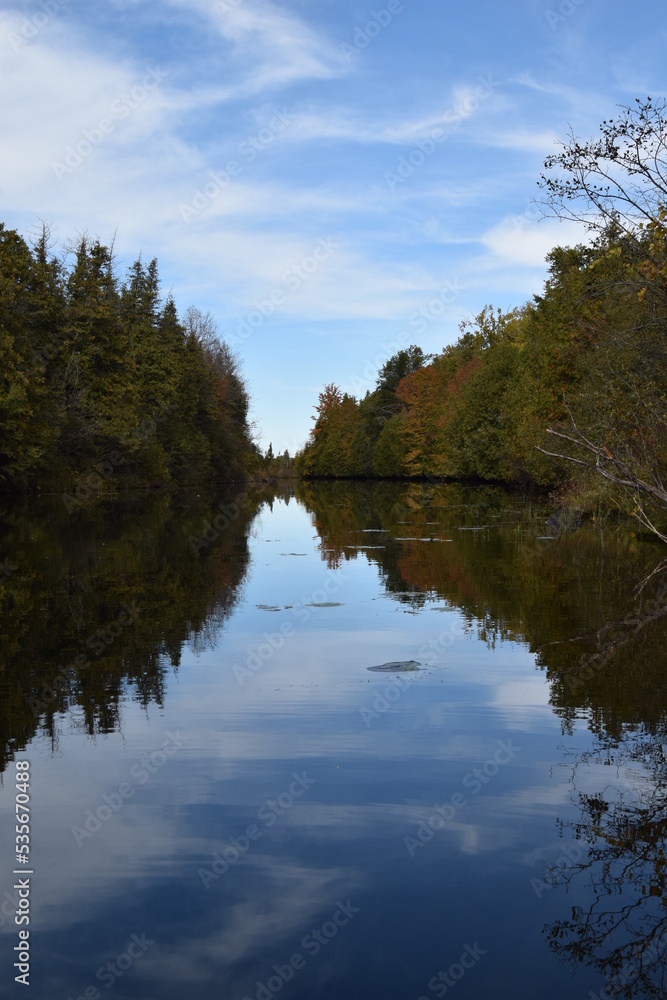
1;0;665;454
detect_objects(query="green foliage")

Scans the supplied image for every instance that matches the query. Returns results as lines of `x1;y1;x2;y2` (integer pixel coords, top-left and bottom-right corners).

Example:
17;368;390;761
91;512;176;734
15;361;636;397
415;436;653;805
0;225;253;494
260;442;297;479
372;416;407;477
297;233;666;536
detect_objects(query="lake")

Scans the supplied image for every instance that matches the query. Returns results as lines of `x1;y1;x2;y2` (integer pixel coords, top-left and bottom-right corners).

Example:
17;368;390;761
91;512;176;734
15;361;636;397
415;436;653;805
1;481;665;999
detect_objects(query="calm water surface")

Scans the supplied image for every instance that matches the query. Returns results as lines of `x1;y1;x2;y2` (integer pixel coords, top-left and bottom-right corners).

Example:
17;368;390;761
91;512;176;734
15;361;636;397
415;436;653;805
1;482;665;999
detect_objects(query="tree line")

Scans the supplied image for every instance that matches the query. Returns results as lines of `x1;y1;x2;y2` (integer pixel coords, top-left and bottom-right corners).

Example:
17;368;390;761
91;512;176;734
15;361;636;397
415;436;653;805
0;484;275;773
0;225;254;496
296;99;667;541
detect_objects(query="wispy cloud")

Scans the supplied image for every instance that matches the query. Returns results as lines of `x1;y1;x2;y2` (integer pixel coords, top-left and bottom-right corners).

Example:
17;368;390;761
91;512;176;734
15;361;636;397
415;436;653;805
3;0;663;450
480;216;586;268
161;0;346;97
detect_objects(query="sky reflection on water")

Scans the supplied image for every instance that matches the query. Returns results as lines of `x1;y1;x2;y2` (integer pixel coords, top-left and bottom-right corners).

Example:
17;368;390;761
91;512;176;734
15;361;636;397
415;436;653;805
1;485;665;999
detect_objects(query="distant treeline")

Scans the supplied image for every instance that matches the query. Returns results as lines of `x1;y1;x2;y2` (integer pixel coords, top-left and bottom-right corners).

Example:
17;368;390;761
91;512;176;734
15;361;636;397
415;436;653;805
297;99;667;541
0;223;254;496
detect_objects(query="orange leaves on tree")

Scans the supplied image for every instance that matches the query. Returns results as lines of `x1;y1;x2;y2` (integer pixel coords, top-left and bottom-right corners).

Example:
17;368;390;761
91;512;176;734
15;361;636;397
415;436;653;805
310;383;343;438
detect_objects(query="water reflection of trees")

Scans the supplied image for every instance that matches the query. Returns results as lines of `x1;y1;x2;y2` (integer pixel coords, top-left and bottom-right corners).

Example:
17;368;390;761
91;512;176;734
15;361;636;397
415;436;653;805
0;489;267;773
545;731;667;999
296;480;667;998
296;479;667;735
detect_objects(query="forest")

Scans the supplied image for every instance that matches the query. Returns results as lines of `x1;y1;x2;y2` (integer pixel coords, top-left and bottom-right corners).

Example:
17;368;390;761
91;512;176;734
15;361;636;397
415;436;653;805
0;226;255;499
1;100;666;541
296;99;667;542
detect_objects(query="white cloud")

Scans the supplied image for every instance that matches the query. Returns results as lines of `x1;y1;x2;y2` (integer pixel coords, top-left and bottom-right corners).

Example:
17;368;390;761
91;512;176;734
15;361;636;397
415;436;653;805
2;0;646;453
162;0;346;97
480;215;586;268
484;128;560;154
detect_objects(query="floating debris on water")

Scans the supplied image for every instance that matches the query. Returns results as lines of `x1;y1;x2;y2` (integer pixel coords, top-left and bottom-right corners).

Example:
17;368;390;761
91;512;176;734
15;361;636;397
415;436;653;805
305;602;343;608
367;660;422;673
394;537;437;542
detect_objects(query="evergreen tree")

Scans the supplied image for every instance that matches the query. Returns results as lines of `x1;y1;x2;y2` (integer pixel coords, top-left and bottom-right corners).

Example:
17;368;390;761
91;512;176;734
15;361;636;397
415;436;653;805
0;225;254;493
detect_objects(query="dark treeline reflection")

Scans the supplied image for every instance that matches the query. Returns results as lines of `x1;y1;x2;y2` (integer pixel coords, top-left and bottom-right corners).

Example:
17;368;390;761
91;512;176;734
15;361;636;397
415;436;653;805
296;480;667;998
296;480;666;736
0;486;280;774
545;733;667;999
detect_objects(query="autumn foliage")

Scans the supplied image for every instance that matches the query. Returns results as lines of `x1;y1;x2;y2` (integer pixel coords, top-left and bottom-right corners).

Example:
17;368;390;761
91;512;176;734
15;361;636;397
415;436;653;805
297;100;667;539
